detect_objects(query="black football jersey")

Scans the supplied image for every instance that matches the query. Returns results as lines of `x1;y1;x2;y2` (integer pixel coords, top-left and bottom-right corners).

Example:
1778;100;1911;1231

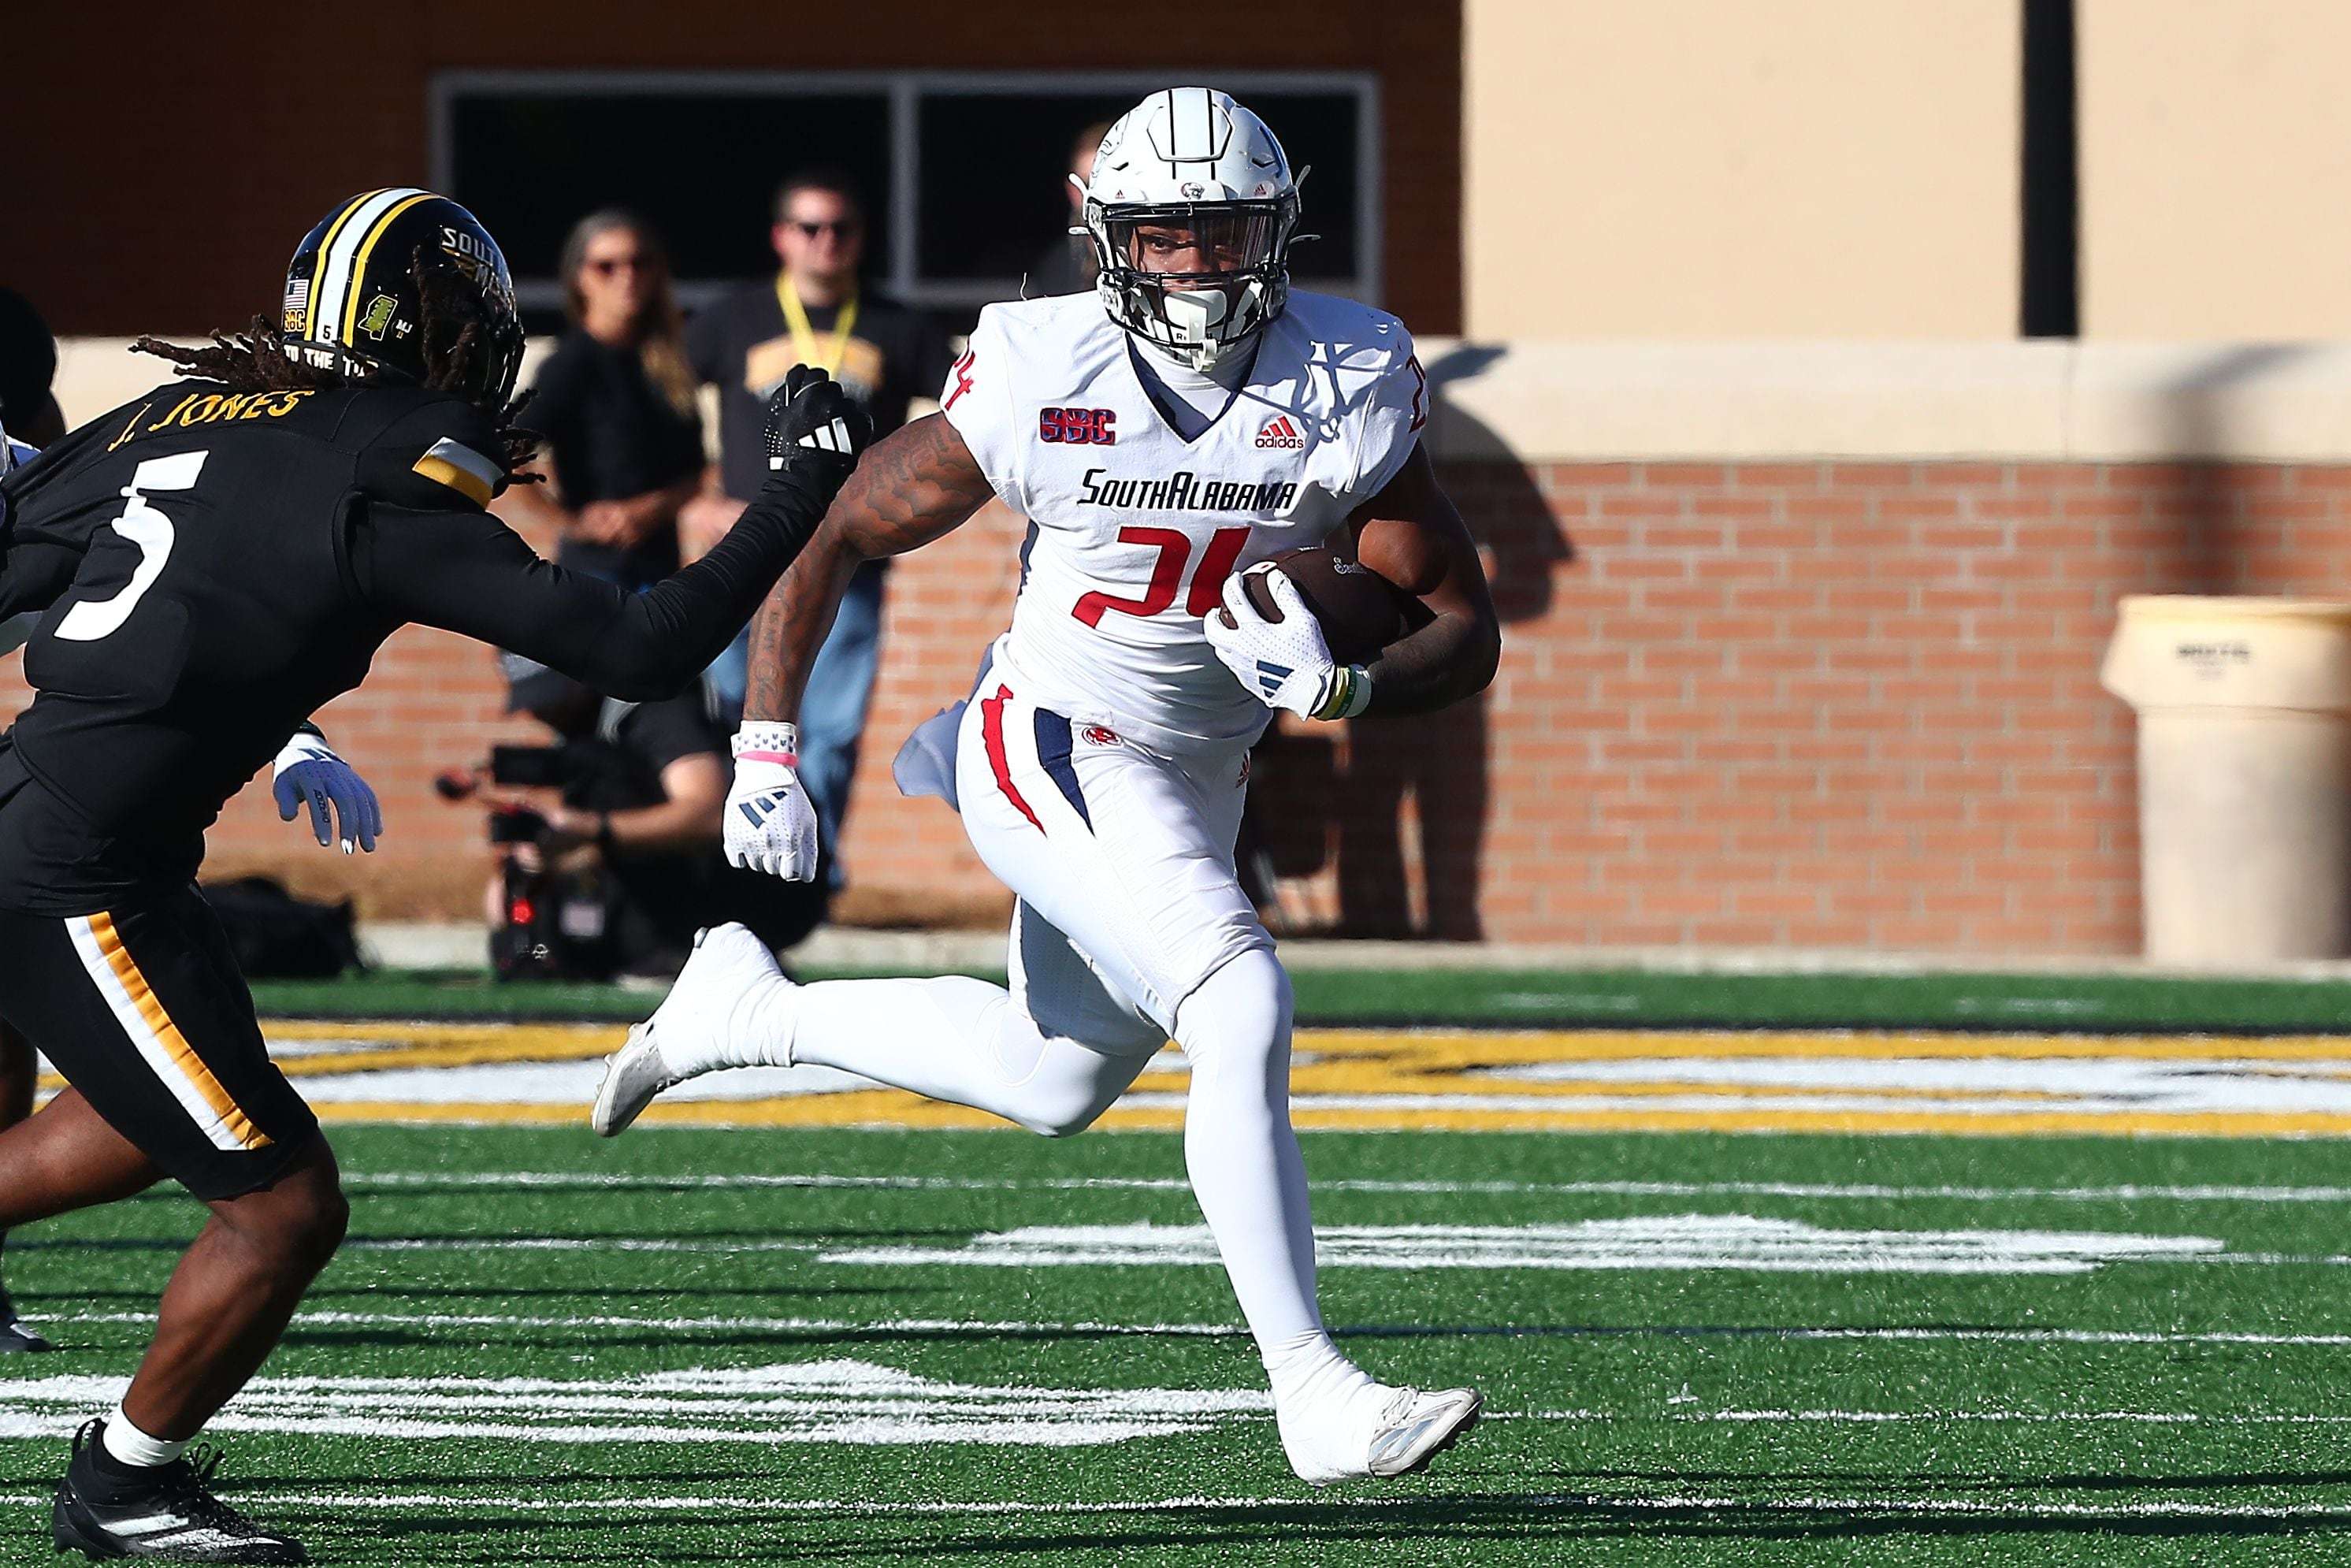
0;381;503;907
0;373;820;914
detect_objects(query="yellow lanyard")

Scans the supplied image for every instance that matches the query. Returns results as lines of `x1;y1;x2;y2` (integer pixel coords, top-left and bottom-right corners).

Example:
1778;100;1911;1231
776;273;860;376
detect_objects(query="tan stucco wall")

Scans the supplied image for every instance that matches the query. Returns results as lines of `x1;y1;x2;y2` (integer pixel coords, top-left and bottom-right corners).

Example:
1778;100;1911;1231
1461;0;2021;339
2079;1;2351;338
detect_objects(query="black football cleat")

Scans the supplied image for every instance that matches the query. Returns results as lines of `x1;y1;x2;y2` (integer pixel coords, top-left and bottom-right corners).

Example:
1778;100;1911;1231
0;1285;54;1353
52;1420;307;1563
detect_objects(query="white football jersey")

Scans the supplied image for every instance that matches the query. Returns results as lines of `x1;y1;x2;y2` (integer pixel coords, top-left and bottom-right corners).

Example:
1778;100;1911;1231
942;289;1427;756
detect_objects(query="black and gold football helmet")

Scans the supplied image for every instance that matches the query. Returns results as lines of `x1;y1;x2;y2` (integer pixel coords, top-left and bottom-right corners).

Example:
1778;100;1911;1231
280;189;526;408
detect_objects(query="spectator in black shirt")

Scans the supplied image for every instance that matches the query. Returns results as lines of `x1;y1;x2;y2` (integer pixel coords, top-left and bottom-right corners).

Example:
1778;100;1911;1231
503;212;704;590
502;662;829;971
682;169;953;890
1025;120;1112;299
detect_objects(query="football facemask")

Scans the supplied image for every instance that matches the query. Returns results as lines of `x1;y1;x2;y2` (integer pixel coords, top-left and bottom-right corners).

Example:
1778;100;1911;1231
1082;88;1304;371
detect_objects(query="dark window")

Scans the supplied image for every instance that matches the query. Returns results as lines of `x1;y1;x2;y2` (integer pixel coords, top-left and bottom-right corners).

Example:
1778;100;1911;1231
444;87;892;325
436;72;1378;322
916;90;1363;288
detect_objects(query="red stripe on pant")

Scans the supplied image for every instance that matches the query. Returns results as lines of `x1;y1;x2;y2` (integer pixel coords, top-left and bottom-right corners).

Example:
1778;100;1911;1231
980;683;1044;832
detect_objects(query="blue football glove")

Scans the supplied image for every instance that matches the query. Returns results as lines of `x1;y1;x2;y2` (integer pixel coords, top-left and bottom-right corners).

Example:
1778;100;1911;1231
271;731;382;854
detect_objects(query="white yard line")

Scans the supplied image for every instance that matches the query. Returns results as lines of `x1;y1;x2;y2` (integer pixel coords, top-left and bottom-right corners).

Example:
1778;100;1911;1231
0;1488;2345;1522
340;1169;2351;1204
43;1308;2351;1350
1688;1409;2351;1426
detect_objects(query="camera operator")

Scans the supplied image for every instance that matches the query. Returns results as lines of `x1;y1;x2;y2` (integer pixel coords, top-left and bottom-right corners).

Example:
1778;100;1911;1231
492;657;824;977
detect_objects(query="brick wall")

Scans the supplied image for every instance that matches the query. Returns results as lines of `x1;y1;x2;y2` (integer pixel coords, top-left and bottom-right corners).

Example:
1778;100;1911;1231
9;455;2331;954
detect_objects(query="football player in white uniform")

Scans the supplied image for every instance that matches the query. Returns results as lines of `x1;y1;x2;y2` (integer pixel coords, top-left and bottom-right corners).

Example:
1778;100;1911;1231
595;88;1501;1484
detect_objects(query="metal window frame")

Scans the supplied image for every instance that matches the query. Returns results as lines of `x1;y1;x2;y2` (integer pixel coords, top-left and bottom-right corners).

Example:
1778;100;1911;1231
429;69;1381;314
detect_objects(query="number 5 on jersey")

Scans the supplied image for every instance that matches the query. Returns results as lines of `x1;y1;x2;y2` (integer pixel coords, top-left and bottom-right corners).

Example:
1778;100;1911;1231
54;450;206;644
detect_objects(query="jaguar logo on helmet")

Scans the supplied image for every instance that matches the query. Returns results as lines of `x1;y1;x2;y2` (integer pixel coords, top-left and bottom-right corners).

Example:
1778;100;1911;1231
1079;87;1305;373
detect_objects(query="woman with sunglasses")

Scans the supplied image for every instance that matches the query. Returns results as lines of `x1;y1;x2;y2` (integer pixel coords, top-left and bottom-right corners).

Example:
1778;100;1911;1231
504;210;704;593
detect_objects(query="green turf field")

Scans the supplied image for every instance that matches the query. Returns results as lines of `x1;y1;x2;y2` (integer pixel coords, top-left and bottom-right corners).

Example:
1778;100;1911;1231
8;1122;2351;1562
251;961;2351;1034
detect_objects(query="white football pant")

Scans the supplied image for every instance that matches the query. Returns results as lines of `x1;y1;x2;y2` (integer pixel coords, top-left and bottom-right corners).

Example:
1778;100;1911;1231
785;667;1363;1407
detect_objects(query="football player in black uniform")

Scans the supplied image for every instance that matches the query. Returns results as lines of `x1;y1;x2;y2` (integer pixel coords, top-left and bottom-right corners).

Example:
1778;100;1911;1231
0;188;869;1564
0;419;382;1362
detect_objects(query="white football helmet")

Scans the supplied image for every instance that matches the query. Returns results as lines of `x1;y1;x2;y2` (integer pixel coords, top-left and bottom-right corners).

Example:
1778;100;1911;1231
1080;87;1304;371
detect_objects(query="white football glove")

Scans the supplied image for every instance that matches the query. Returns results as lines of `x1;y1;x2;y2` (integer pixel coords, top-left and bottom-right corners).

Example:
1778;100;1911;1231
1203;564;1373;721
271;730;381;853
726;722;820;880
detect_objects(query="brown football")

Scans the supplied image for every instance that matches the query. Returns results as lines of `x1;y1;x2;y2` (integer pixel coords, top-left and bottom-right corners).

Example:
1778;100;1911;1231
1228;546;1424;666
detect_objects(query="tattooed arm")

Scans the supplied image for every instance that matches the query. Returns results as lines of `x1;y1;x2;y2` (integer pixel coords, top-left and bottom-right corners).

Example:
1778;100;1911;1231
1347;444;1502;714
743;413;998;723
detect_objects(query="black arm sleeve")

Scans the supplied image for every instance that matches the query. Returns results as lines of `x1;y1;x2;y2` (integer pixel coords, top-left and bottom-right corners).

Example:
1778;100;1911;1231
0;538;82;622
351;482;827;701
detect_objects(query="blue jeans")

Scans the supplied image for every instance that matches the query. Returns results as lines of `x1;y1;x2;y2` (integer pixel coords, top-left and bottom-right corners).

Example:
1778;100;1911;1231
708;561;886;891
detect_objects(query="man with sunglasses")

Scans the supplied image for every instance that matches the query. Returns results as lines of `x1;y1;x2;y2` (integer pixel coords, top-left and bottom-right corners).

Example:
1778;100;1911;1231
683;169;952;895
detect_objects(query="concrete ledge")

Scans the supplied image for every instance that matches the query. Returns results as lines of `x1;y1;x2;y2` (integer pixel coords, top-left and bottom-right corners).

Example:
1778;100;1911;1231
359;923;2351;983
53;336;2351;471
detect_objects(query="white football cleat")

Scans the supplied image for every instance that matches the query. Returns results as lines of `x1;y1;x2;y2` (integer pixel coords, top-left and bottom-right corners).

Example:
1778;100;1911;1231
591;923;794;1136
1279;1383;1484;1485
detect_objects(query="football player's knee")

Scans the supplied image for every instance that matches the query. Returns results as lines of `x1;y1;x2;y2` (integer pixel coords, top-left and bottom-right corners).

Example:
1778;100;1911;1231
1174;947;1292;1064
1013;1076;1116;1139
224;1167;349;1272
274;1181;349;1273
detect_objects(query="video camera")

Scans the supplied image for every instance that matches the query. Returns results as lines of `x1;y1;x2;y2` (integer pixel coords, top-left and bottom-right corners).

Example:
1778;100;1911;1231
436;744;622;982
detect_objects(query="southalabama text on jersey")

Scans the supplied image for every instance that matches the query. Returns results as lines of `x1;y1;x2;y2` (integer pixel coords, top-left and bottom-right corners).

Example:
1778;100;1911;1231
1075;469;1300;513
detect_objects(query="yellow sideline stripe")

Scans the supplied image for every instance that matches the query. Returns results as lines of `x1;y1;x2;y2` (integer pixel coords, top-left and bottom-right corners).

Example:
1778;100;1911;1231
186;1020;2351;1139
243;1022;2351;1070
92;916;269;1150
298;1097;2351;1140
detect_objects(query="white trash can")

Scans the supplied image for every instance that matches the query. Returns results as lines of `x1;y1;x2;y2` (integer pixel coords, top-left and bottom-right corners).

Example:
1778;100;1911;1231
2102;596;2351;965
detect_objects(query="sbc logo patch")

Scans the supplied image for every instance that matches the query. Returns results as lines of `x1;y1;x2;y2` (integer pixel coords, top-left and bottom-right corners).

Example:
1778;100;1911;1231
1040;407;1117;446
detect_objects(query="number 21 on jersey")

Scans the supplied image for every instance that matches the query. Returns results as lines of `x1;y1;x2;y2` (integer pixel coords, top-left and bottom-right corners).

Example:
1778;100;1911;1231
1073;526;1249;626
54;450;206;644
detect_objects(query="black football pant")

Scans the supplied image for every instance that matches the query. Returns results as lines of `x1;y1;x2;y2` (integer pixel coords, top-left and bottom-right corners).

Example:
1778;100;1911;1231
0;883;318;1199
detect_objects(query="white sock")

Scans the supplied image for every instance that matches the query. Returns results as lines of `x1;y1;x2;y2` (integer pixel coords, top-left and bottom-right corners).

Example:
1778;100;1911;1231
652;953;796;1078
1173;949;1372;1415
1262;1327;1380;1417
102;1406;188;1469
790;976;1150;1137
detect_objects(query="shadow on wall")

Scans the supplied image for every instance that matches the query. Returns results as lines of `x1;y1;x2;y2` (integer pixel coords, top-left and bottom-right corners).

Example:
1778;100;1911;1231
2156;343;2320;593
1243;344;1577;939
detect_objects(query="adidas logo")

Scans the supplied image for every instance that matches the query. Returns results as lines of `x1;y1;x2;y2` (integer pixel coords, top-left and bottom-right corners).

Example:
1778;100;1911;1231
1254;415;1307;450
1256;660;1293;698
